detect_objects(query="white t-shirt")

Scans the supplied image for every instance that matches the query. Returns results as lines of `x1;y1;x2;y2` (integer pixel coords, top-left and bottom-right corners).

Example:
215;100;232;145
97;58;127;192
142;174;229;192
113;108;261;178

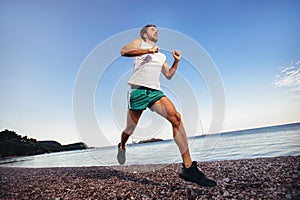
128;40;166;90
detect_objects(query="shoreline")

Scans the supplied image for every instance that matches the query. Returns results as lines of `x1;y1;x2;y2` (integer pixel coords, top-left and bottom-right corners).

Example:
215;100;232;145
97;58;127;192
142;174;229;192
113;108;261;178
0;156;299;199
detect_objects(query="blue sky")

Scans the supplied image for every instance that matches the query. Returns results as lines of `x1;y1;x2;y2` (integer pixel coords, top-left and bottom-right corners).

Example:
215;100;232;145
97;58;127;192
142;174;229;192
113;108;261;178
1;0;300;147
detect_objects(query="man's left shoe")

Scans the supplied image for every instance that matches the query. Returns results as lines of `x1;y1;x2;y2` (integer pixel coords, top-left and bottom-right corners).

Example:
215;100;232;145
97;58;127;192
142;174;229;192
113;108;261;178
117;143;126;165
179;161;217;187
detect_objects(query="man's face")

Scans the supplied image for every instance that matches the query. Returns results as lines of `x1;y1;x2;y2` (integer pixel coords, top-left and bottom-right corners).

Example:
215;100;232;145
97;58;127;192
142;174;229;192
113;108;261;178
145;26;158;43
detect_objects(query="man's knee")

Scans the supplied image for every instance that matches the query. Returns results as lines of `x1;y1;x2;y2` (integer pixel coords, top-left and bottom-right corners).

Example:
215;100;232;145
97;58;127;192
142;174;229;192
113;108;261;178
124;123;137;135
170;112;181;128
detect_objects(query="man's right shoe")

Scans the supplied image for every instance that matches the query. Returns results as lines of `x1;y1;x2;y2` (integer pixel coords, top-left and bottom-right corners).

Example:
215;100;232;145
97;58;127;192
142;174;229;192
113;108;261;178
179;161;217;187
117;143;126;165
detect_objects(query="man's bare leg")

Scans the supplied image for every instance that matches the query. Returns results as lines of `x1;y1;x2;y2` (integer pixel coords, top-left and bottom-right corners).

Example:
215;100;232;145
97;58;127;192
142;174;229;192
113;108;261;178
151;97;217;187
117;109;143;164
150;97;193;168
120;109;143;149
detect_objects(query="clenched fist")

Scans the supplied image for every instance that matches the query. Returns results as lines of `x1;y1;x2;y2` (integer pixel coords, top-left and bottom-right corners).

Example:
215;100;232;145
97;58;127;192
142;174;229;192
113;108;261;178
149;45;160;54
172;50;181;61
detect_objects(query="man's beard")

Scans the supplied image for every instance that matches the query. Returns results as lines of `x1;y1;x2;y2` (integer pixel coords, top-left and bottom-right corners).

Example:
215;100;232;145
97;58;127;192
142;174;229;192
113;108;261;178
148;34;158;43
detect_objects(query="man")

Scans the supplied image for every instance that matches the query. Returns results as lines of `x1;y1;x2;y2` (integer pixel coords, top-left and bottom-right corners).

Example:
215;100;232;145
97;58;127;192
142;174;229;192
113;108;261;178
117;24;216;187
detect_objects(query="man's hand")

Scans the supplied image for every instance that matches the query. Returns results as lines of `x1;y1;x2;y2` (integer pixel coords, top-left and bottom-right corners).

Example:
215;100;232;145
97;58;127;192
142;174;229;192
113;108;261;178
172;50;181;61
149;45;160;54
162;50;181;80
121;39;160;57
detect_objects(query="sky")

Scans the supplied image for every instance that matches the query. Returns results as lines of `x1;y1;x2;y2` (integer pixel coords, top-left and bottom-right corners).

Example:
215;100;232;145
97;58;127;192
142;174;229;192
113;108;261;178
1;0;300;147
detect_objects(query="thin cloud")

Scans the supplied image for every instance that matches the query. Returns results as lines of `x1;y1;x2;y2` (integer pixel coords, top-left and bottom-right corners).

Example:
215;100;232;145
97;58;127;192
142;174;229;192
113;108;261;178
272;58;300;94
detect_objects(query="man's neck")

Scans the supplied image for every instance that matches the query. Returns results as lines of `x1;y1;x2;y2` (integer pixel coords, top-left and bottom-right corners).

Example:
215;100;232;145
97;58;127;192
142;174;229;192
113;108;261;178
145;39;156;46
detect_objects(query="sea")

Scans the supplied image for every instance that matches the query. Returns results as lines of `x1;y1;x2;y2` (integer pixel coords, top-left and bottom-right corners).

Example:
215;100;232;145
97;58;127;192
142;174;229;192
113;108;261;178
1;122;299;168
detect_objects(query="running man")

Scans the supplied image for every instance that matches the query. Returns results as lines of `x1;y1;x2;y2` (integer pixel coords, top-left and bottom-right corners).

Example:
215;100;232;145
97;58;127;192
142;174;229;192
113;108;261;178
117;24;216;187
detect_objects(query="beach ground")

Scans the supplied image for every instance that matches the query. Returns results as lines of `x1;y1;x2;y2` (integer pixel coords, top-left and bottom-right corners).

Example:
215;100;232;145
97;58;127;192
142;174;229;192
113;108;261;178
0;156;299;199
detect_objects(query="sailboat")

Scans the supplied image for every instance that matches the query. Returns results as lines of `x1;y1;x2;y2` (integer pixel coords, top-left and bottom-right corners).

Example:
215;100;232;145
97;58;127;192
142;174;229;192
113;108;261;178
198;120;206;136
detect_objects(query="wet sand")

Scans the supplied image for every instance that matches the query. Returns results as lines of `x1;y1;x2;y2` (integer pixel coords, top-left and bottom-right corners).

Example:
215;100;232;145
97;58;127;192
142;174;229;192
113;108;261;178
0;156;299;199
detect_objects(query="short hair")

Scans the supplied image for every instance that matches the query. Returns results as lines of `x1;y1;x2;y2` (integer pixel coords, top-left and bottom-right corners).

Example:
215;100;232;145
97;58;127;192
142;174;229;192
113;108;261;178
140;24;157;41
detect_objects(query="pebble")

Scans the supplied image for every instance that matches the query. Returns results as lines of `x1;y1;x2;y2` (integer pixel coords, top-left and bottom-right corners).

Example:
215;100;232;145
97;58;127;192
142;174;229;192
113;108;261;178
222;177;230;182
223;191;230;197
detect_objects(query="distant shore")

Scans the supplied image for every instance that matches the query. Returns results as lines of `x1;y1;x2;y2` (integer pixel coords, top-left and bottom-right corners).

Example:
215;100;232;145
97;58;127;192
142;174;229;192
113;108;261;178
0;156;299;199
0;129;88;159
133;137;163;144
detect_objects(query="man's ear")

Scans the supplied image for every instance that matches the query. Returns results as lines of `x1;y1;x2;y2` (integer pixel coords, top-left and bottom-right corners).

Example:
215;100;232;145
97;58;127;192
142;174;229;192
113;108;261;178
143;33;148;40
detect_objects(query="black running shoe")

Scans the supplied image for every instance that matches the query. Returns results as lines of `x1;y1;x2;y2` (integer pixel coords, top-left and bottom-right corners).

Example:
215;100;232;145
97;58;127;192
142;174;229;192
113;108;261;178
117;143;126;165
179;161;217;187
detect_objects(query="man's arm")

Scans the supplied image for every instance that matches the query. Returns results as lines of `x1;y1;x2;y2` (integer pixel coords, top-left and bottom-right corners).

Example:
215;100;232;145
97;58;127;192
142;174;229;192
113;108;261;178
162;50;181;80
120;38;159;57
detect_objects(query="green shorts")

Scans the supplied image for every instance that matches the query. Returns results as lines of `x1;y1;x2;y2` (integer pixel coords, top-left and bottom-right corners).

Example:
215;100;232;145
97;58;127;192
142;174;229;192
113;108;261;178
128;87;165;110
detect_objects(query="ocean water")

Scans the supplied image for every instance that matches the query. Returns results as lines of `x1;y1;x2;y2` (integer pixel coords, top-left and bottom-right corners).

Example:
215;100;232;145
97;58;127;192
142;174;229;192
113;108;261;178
1;123;299;168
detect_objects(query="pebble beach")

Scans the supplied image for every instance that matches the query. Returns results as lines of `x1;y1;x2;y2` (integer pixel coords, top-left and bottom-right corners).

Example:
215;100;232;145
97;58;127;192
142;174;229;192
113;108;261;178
0;156;299;199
